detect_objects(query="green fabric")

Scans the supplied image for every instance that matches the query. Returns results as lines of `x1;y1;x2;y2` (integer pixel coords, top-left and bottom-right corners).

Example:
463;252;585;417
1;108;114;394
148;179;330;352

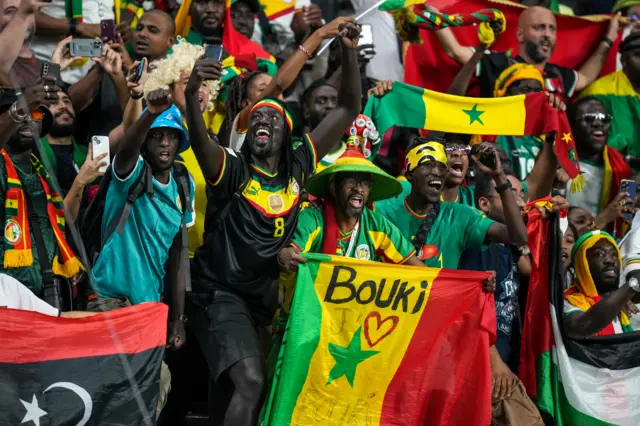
457;185;476;208
612;0;640;12
38;137;88;177
186;29;204;46
590;93;640;160
496;135;543;181
375;195;495;269
290;207;416;263
66;0;83;20
0;154;56;296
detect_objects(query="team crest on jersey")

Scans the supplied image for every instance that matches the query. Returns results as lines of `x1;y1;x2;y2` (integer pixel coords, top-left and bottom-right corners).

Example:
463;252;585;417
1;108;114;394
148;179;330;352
4;219;22;245
268;194;284;213
355;244;370;260
289;178;300;196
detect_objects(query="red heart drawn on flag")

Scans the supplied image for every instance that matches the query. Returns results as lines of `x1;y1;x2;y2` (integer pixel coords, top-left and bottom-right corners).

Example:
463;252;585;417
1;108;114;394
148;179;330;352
363;312;399;348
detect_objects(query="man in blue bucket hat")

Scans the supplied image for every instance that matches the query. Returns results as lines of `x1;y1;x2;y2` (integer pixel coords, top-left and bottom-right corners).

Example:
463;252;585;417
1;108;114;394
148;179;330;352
90;90;195;341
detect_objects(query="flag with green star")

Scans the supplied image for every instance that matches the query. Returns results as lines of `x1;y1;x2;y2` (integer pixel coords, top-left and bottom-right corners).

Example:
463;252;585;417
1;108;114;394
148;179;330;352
363;81;584;192
263;254;497;426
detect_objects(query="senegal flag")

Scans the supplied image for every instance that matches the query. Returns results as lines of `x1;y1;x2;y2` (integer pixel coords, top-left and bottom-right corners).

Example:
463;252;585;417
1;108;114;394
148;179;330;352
379;0;425;11
519;210;640;425
0;303;167;425
364;81;583;191
580;70;640;159
264;254;496;425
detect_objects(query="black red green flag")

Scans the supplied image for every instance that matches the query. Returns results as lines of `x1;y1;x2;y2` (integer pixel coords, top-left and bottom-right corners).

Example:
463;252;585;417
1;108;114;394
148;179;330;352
0;302;167;425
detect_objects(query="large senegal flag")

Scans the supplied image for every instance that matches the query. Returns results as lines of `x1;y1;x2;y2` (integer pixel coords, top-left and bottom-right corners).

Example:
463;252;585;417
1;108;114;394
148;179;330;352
264;254;496;425
363;82;584;191
519;209;640;425
580;70;640;160
0;303;167;425
404;0;620;94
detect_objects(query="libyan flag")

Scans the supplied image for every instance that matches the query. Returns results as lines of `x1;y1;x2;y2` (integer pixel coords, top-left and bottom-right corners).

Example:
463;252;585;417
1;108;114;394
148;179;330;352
264;254;496;425
404;0;620;93
519;207;640;425
0;302;167;425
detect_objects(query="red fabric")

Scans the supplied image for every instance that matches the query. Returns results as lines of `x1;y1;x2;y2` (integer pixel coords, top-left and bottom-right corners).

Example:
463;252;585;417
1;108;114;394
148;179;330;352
518;206;553;398
223;9;272;60
380;268;495;425
404;0;620;93
0;303;167;363
320;200;340;255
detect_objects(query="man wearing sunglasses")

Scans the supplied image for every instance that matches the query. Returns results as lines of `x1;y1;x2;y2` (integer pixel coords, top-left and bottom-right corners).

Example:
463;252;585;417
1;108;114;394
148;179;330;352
581;32;640;162
566;97;632;232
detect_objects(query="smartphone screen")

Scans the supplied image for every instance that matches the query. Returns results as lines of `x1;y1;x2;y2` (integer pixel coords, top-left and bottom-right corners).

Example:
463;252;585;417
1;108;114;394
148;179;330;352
101;19;116;43
135;58;147;81
359;24;374;47
204;44;224;61
91;136;111;173
621;179;637;221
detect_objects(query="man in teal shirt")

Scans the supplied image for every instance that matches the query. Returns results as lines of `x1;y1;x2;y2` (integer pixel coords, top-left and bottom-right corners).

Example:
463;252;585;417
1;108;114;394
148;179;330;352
375;141;528;269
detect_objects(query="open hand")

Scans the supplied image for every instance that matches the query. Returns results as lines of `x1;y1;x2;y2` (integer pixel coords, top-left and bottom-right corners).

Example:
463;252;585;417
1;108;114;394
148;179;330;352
278;247;307;273
51;36;82;72
93;43;123;78
146;89;173;115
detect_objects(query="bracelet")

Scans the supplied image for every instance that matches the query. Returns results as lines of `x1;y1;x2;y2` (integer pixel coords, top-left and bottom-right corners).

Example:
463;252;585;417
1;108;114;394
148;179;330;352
130;91;144;100
8;102;27;123
601;37;614;48
298;44;313;59
173;314;188;324
69;18;78;36
495;180;512;194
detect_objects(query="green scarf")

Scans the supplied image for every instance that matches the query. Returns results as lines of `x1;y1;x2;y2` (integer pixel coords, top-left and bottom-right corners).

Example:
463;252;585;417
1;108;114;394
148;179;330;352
38;137;88;176
66;0;83;21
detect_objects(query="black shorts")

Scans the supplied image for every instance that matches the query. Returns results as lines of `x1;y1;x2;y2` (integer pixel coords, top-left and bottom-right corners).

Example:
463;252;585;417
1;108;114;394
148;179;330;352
187;289;263;381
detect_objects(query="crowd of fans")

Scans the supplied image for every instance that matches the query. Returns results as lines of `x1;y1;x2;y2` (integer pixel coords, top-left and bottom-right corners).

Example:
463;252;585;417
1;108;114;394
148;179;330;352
2;0;640;424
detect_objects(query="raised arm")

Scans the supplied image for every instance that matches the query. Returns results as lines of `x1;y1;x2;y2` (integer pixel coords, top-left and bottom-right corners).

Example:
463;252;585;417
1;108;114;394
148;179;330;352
575;14;619;92
114;89;170;178
447;46;486;96
475;144;528;247
35;10;99;37
63;144;106;221
309;22;362;159
166;233;187;351
236;17;357;131
184;59;224;181
564;273;638;338
0;0;43;73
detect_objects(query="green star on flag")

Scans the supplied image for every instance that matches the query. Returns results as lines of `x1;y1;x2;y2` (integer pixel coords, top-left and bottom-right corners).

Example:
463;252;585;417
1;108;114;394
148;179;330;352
326;327;379;388
463;104;485;125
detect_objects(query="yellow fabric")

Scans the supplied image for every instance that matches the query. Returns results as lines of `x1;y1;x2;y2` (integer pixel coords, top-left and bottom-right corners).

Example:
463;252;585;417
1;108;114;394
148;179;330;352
178;111;224;258
174;0;194;37
405;141;447;172
565;231;630;327
368;230;414;264
600;146;613;213
580;70;639;99
493;63;545;98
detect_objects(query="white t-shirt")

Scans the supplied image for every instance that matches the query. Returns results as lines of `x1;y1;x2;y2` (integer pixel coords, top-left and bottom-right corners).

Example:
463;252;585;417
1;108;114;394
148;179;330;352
228;114;247;152
0;274;59;316
563;299;623;334
31;0;115;85
566;161;604;217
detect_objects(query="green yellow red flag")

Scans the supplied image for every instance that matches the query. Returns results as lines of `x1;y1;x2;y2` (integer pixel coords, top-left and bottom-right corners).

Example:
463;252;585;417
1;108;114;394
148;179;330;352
378;0;425;11
363;81;584;192
264;254;495;425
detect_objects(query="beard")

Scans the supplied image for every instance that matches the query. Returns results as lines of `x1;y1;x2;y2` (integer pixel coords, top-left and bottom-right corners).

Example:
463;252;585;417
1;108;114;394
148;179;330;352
48;121;75;138
524;39;552;64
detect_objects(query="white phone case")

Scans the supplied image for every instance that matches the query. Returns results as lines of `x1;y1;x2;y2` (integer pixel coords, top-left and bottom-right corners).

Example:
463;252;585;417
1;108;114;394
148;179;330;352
91;136;111;173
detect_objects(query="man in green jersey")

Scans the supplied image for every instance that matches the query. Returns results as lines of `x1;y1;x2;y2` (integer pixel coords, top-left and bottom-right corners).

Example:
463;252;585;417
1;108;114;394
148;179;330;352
279;151;424;270
375;141;528;269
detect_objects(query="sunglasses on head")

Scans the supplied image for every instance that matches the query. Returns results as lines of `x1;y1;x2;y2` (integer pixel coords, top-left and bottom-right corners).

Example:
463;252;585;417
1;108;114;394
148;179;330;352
581;112;613;124
444;143;472;154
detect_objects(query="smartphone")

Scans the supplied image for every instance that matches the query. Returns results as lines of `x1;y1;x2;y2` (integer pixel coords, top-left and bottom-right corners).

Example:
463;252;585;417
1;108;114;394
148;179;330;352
620;179;637;222
70;39;103;58
359;24;374;47
100;19;116;43
135;58;147;82
204;44;224;61
91;136;111;173
40;62;61;84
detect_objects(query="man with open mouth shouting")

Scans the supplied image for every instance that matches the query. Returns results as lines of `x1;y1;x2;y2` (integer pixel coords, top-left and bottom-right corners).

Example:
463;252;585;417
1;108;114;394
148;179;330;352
375;141;528;270
184;20;363;426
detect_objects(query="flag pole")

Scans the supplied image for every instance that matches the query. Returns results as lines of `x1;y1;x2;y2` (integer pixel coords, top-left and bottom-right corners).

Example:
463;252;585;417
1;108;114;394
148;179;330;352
315;0;387;56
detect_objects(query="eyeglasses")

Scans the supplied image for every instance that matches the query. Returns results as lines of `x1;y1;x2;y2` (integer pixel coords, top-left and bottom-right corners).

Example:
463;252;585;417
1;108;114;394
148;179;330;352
341;176;374;189
29;110;43;122
581;113;613;124
444;143;472;154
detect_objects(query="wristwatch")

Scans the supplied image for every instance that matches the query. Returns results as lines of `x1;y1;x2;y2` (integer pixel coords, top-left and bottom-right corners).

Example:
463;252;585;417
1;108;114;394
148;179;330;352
629;277;640;293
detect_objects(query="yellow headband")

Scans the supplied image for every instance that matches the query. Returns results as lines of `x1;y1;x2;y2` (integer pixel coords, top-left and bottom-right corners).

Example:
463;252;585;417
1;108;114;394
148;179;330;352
405;141;447;173
570;231;621;301
493;63;545;98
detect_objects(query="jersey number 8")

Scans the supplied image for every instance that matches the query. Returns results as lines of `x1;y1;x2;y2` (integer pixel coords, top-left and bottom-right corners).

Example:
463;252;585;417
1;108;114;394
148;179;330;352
274;217;285;238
